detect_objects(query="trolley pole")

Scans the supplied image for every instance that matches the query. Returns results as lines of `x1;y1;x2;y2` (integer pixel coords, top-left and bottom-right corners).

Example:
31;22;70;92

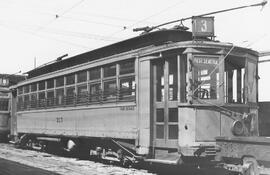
133;0;268;33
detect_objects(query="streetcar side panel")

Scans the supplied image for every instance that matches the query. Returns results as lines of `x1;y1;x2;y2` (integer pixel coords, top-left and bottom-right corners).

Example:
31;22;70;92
17;105;138;139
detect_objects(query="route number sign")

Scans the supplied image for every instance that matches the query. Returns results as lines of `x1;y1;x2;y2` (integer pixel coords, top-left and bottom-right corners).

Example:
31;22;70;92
192;17;214;38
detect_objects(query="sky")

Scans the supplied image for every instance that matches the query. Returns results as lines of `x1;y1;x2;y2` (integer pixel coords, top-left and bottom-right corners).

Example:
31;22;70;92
0;0;269;100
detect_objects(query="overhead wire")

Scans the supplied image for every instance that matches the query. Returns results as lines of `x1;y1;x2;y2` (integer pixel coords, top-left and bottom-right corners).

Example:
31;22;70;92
0;19;122;42
34;0;85;33
58;15;124;28
0;22;91;49
107;0;187;37
63;11;153;23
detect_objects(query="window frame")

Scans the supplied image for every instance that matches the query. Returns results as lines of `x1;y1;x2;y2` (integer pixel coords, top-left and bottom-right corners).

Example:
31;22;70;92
189;54;223;104
17;58;136;111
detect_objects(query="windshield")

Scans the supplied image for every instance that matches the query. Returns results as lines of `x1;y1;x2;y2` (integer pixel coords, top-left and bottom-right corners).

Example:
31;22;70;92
192;55;219;100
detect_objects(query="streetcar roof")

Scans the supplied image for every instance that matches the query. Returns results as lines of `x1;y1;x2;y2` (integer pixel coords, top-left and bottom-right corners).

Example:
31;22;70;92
25;29;258;80
27;30;193;78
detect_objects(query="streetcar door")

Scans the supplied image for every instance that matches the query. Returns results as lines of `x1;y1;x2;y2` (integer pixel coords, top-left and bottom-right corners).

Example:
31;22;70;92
152;56;179;148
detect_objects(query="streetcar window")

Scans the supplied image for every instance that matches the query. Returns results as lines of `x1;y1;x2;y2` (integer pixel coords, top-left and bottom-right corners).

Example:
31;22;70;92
39;92;45;99
168;57;178;101
119;60;134;75
38;92;46;108
77;71;87;83
77;84;88;95
30;93;37;108
77;84;88;104
103;64;116;78
0;99;8;111
156;61;164;102
66;74;75;85
224;57;245;103
18;96;23;111
47;79;54;89
180;55;187;103
66;87;75;96
89;67;101;80
56;88;64;105
103;80;117;100
90;83;101;102
24;95;30;109
47;91;54;97
56;76;64;87
193;56;219;99
24;85;30;93
38;81;45;91
247;62;256;102
47;90;55;106
18;87;23;95
119;77;135;100
66;87;75;105
30;83;37;92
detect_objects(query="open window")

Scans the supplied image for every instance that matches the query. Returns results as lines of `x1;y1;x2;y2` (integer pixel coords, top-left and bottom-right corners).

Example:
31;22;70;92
224;56;245;103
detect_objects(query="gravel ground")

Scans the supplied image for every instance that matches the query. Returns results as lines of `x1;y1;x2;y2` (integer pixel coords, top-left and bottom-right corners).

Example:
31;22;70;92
0;143;154;175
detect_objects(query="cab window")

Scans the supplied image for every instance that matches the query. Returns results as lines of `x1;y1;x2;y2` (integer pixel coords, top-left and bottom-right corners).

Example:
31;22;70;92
192;55;219;100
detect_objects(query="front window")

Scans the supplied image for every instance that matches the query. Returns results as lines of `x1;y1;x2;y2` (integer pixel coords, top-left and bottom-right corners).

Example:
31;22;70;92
192;55;219;100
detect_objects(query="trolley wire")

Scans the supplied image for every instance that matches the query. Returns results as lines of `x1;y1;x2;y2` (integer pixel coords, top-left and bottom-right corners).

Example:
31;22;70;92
0;23;91;49
107;0;187;37
0;20;121;42
34;0;85;33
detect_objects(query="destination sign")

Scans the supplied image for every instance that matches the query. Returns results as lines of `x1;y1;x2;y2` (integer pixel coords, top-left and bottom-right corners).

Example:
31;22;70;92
193;56;219;65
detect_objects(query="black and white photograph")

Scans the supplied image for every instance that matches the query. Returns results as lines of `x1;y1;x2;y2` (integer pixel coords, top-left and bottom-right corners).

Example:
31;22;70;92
0;0;270;174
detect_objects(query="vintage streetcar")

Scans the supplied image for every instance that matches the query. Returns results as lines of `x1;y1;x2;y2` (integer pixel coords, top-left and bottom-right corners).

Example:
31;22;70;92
0;74;24;142
9;10;270;175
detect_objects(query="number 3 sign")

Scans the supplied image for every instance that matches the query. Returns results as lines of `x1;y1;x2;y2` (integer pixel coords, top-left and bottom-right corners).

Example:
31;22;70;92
192;17;214;38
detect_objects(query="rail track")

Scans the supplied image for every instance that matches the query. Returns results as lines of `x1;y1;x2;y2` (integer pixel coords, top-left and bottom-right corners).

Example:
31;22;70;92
0;143;230;175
